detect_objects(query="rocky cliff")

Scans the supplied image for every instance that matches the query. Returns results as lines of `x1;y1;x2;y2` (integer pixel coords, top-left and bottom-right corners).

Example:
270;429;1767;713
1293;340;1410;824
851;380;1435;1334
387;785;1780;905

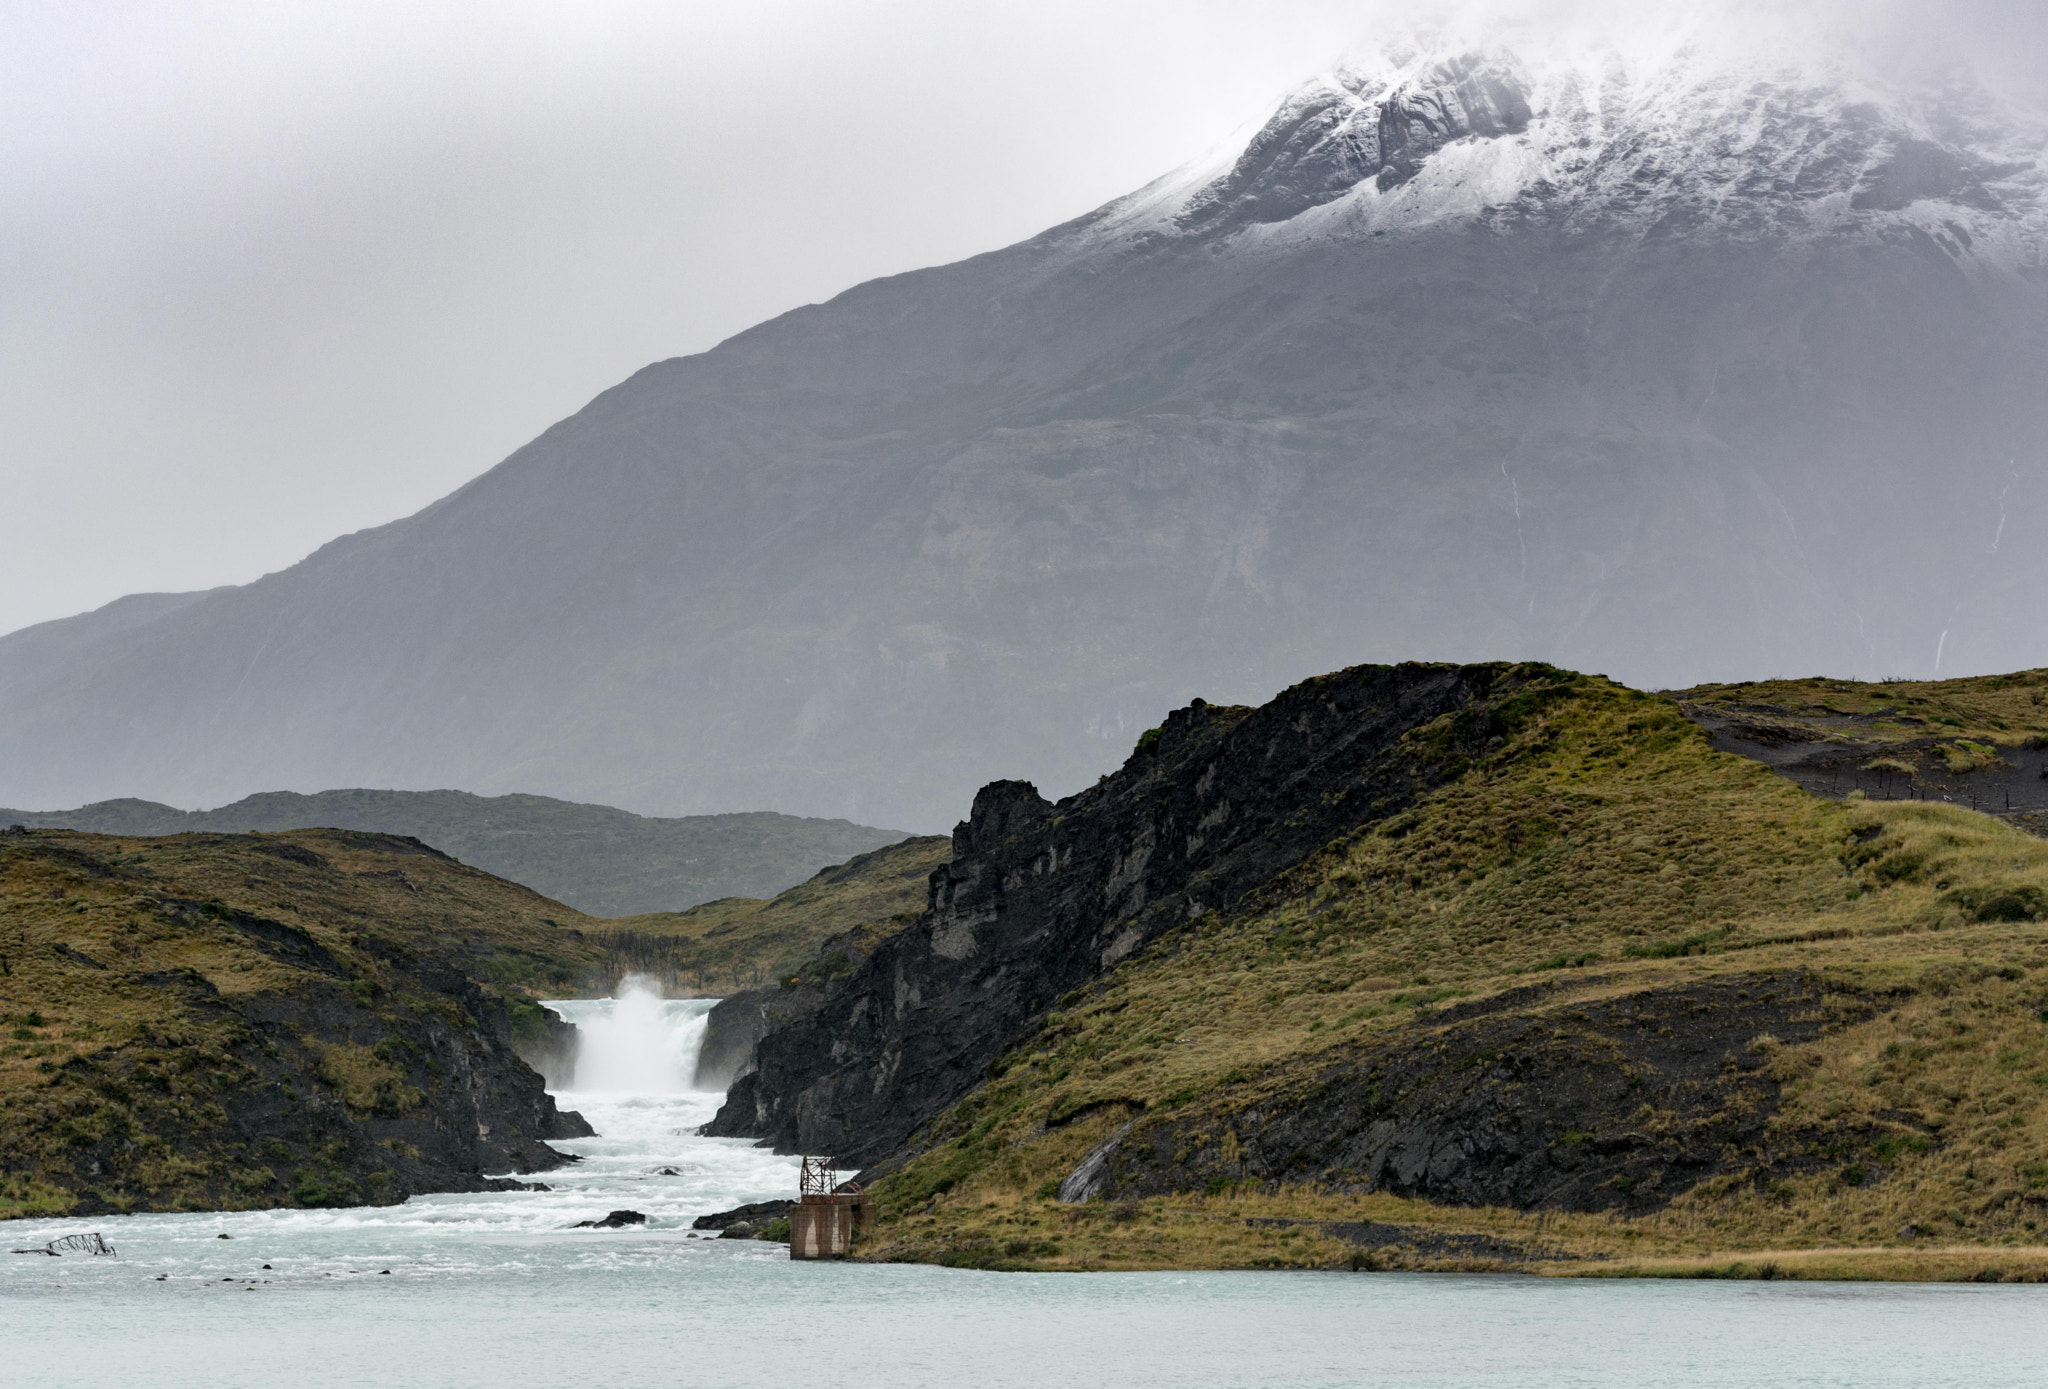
695;662;2048;1275
706;661;1576;1163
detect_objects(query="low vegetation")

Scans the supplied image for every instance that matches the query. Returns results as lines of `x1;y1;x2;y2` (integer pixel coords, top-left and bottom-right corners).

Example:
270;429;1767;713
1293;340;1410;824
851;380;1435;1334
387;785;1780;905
0;827;601;1219
585;836;950;993
1678;670;2048;750
1676;671;2048;818
1;790;910;918
848;673;2048;1278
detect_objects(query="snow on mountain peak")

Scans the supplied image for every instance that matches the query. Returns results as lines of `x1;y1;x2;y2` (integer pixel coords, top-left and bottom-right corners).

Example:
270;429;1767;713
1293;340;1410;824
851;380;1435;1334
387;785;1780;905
1081;9;2044;259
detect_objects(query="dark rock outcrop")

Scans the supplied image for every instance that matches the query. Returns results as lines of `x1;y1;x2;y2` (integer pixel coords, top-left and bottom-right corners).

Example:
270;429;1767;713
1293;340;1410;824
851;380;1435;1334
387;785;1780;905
118;965;593;1215
571;1209;648;1229
1179;52;1532;229
513;1001;583;1091
694;986;826;1092
1679;699;2048;827
691;1198;795;1231
706;661;1576;1166
1095;973;1888;1214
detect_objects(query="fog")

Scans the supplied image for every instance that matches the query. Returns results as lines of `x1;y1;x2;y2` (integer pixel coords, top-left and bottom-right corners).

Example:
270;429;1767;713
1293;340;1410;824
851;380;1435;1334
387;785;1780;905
3;0;2043;639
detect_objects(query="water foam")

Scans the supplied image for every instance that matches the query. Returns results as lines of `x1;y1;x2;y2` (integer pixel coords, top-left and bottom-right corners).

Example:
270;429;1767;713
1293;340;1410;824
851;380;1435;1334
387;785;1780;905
546;975;712;1093
8;979;2048;1387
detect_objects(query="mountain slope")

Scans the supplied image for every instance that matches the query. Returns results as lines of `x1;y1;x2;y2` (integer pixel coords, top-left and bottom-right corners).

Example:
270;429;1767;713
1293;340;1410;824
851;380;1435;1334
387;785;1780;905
1675;669;2048;830
703;662;2048;1277
2;20;2044;828
1;790;907;918
706;661;1562;1162
0;826;600;1219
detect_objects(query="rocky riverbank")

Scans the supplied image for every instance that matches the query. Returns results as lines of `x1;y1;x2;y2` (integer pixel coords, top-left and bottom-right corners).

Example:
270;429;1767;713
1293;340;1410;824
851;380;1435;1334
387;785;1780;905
0;827;602;1218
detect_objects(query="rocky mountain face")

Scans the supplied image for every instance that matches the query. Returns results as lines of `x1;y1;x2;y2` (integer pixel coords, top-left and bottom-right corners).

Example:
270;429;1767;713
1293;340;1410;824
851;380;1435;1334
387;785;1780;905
2;25;2043;830
703;661;1571;1164
720;663;2048;1271
1091;972;1875;1213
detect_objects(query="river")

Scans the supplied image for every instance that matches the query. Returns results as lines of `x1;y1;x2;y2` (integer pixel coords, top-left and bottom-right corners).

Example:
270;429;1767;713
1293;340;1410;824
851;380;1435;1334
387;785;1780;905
6;985;2046;1387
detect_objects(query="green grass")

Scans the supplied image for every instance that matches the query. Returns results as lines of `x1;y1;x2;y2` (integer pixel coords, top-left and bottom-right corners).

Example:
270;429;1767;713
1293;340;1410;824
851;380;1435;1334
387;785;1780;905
0;790;911;918
1677;671;2048;751
586;836;949;992
853;674;2048;1275
0;828;602;1218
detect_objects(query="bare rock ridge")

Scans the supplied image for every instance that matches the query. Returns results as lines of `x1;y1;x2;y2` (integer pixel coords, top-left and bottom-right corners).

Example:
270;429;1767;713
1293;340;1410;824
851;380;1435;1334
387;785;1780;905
1;28;2044;829
704;661;1575;1165
1182;52;1532;230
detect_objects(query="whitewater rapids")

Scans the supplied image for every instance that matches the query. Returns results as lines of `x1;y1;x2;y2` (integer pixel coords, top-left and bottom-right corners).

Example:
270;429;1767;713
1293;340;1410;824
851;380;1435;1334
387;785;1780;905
8;980;2048;1388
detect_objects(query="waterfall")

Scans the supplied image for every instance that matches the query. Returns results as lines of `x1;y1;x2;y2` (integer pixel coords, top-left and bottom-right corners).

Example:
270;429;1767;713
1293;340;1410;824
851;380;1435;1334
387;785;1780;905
542;976;716;1093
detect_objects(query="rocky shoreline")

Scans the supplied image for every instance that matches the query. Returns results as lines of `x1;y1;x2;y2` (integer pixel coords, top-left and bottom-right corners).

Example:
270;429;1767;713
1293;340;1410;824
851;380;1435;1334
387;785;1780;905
1;827;601;1218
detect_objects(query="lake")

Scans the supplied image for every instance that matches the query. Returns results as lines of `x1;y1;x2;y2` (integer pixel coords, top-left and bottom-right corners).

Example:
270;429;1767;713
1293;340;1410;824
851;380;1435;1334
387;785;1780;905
6;993;2045;1387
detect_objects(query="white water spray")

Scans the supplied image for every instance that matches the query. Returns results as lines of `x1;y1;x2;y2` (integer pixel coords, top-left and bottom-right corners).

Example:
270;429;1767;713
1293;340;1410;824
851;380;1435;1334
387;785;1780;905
546;976;714;1093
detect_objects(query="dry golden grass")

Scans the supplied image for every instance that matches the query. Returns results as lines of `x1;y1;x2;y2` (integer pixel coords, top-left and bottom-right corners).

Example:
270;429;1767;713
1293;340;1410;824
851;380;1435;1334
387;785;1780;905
586;836;948;991
1678;670;2048;749
862;676;2048;1277
0;828;601;1218
860;1184;2048;1280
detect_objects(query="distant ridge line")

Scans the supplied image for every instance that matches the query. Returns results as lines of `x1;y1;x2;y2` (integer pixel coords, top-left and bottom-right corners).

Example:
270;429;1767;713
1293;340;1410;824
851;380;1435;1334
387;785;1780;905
0;788;910;919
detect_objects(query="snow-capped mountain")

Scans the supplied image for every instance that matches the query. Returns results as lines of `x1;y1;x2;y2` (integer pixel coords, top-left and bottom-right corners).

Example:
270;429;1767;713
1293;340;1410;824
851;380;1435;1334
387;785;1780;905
3;20;2044;828
1102;13;2044;247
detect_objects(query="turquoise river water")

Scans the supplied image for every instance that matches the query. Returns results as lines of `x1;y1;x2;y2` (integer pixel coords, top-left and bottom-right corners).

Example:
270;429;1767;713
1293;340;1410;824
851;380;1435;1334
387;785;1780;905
6;989;2045;1387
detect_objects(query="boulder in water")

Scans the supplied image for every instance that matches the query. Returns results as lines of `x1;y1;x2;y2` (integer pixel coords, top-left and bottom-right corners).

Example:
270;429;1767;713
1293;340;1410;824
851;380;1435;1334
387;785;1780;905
569;1210;649;1229
691;1198;794;1232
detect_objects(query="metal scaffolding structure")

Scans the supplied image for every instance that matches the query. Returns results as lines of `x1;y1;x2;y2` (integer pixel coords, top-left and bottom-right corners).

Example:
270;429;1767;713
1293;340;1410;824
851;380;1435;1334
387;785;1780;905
799;1154;839;1202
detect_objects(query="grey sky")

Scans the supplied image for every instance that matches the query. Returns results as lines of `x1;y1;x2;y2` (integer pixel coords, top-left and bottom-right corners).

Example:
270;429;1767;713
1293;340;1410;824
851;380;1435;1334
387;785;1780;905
3;0;2043;640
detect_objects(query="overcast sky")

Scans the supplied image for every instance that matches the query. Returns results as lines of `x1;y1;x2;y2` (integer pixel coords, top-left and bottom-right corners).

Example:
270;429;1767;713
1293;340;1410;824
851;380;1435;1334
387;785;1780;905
4;0;2043;640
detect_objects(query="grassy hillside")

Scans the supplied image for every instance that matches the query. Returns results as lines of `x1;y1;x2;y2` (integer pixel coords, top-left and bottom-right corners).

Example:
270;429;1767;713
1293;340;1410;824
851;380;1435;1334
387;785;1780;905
591;836;950;993
845;672;2048;1278
0;827;602;1220
1679;670;2048;750
1675;671;2048;829
0;790;910;917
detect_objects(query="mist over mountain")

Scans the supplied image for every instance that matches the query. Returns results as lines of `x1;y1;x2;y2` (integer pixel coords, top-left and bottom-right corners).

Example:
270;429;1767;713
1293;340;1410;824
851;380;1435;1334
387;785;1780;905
3;12;2044;830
